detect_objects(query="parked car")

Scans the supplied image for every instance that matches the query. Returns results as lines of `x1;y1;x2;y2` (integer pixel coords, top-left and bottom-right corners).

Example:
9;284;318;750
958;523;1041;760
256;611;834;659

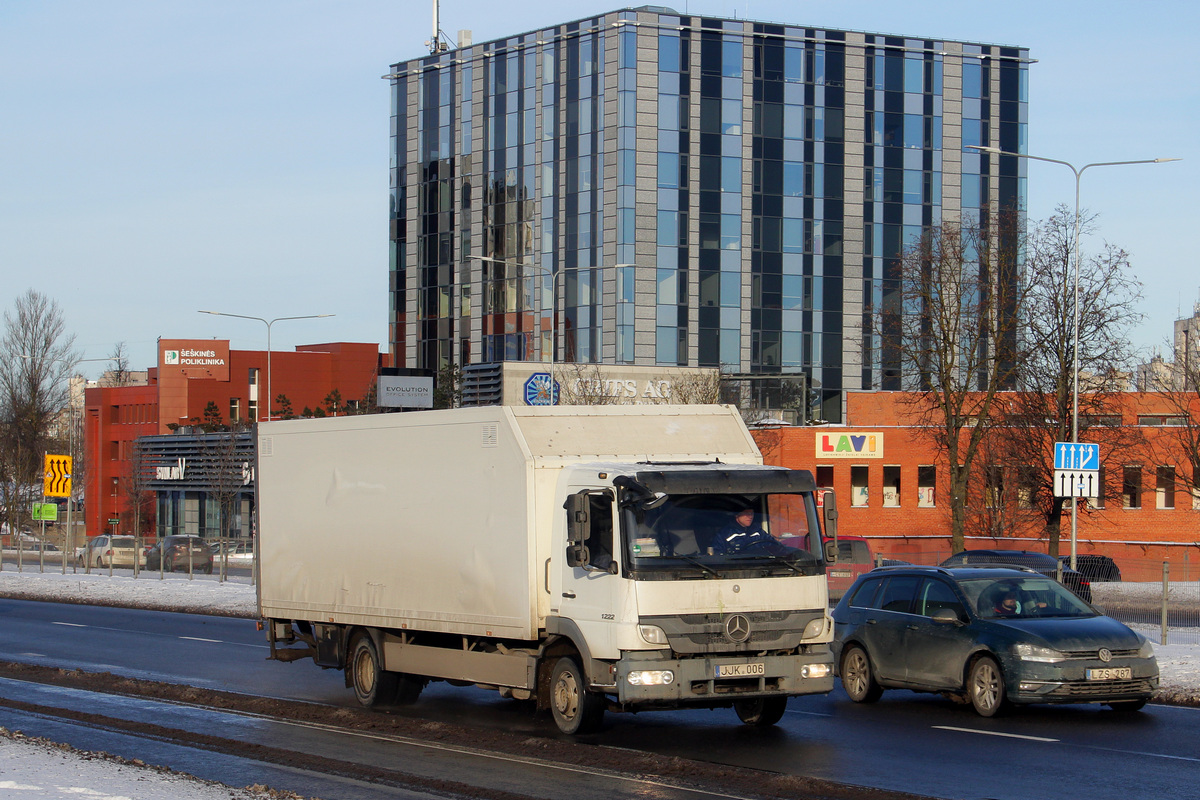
79;535;142;568
940;549;1092;603
209;539;255;564
827;535;875;601
145;536;213;574
1060;554;1121;583
832;565;1158;716
18;537;59;553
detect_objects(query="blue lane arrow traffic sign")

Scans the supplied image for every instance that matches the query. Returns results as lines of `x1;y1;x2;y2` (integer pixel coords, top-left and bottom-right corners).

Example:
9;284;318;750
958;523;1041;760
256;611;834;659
1054;442;1100;471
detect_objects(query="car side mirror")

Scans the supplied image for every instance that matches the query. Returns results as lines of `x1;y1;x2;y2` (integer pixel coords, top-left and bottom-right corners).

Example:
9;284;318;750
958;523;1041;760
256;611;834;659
931;608;963;625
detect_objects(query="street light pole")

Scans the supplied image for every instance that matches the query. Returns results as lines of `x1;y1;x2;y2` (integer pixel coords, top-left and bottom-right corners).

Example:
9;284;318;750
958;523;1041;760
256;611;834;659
198;311;334;422
967;146;1179;569
469;256;639;364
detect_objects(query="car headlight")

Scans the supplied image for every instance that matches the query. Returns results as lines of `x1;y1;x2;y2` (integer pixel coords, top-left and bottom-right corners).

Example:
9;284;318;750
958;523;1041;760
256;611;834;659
1137;638;1156;659
638;625;669;645
1013;643;1065;663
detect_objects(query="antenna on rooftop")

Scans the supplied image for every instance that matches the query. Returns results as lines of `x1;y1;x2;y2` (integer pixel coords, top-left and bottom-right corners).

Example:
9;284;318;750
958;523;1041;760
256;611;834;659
426;0;452;54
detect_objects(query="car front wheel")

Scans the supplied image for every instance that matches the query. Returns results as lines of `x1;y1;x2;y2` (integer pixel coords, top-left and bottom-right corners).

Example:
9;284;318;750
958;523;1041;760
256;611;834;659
841;645;883;703
968;655;1008;717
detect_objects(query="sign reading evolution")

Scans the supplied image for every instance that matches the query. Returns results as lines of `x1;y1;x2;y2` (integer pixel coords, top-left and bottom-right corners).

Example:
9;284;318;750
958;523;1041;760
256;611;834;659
815;432;884;459
159;339;230;381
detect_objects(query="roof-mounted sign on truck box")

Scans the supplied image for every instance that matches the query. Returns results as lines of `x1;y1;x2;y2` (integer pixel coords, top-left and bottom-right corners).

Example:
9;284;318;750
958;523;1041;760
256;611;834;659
255;404;839;734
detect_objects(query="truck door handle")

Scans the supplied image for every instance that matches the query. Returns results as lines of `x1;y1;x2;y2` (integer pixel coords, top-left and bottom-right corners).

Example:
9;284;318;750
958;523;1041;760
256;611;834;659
562;592;576;599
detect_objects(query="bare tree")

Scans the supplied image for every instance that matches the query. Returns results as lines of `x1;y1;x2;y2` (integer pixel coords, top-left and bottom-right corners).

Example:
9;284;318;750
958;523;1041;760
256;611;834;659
888;216;1024;552
106;341;133;386
1144;362;1200;509
554;364;619;405
123;440;156;574
0;290;78;540
987;207;1144;555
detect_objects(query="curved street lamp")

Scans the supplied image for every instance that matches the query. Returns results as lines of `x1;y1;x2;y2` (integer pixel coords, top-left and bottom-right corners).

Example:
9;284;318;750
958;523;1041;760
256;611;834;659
198;311;334;422
966;145;1180;568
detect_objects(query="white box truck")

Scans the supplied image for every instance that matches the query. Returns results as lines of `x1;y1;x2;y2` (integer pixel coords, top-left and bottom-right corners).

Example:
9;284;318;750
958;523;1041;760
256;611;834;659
256;404;839;734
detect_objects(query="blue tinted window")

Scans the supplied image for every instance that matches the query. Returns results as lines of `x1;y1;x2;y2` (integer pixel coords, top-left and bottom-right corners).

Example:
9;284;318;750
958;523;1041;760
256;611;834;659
659;34;680;72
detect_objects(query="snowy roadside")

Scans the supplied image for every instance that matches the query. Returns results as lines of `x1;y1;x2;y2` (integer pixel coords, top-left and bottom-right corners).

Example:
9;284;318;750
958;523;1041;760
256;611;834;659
0;728;302;800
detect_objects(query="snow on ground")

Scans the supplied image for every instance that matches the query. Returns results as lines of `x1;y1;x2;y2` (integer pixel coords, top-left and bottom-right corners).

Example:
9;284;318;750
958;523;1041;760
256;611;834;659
0;567;1196;798
0;729;295;800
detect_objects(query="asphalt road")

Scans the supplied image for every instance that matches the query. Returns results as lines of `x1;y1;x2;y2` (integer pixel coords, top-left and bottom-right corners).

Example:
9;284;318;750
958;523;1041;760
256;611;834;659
1;598;1198;800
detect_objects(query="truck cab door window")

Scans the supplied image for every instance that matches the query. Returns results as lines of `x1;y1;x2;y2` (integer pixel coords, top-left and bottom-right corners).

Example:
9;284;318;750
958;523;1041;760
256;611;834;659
585;494;614;571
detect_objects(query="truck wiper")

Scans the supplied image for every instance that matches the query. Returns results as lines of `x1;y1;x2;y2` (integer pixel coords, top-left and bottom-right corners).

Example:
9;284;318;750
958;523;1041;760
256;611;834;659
674;554;722;578
732;547;805;575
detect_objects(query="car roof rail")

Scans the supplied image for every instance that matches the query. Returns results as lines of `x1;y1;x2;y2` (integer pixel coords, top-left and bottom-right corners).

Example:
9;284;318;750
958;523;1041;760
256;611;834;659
870;564;953;576
949;563;1040;574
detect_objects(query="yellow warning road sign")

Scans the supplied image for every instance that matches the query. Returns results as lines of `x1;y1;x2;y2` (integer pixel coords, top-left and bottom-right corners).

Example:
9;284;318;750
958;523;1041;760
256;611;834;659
44;454;72;497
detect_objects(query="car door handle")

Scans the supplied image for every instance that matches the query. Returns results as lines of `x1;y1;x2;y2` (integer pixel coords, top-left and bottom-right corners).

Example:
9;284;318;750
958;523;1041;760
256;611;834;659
906;624;920;630
865;618;877;624
562;592;576;599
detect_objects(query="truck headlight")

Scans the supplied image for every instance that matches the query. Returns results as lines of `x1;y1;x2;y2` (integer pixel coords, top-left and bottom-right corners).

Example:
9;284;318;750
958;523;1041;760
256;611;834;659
628;670;675;686
802;617;829;639
802;663;831;679
638;625;669;645
1013;643;1065;663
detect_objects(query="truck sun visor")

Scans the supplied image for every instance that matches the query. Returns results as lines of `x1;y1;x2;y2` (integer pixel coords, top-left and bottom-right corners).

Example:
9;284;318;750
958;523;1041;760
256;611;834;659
634;468;816;495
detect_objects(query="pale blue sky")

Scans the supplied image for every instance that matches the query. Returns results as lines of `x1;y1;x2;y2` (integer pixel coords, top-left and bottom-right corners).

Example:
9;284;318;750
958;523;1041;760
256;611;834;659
1;1;1195;374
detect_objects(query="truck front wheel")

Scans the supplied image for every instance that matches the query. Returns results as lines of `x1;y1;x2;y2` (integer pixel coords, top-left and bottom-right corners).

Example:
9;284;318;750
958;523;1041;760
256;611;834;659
349;634;398;707
734;696;788;726
550;656;604;735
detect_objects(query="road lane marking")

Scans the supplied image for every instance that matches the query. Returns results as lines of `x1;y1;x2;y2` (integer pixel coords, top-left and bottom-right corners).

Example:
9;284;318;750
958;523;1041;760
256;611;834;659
933;725;1059;742
179;637;222;643
51;622;86;627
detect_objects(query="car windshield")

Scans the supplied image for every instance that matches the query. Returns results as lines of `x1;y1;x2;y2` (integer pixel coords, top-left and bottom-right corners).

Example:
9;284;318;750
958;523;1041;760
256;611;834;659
110;537;136;548
622;491;824;579
959;576;1096;620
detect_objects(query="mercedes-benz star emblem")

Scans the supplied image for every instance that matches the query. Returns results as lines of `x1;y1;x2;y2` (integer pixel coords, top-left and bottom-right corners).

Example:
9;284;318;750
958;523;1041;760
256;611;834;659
1098;648;1112;662
725;614;751;643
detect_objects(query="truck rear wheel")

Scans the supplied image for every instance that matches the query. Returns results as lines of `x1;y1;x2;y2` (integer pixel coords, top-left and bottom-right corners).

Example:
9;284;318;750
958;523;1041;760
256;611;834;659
550;656;604;735
734;696;788;726
349;634;398;707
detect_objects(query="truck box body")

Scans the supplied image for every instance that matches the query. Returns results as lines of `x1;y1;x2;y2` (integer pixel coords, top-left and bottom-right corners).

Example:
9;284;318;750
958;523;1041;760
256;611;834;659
258;405;763;638
257;404;836;733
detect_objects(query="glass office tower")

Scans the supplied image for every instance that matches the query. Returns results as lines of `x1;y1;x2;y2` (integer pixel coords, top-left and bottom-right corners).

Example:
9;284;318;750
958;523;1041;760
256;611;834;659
387;8;1028;422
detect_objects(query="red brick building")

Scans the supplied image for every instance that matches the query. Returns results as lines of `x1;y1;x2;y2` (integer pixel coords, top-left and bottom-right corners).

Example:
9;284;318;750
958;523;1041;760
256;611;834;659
84;339;384;538
756;392;1199;574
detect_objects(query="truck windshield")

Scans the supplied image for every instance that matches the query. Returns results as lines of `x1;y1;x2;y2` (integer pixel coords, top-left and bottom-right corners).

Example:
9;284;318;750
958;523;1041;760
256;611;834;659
621;492;823;579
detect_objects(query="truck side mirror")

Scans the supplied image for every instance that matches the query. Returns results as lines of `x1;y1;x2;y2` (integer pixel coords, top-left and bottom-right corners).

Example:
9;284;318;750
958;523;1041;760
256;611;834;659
566;544;591;568
564;493;589;544
822;490;838;564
